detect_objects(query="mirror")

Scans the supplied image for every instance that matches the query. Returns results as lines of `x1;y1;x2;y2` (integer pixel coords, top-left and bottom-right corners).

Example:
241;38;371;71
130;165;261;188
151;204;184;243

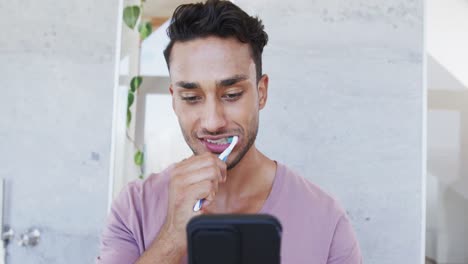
109;0;426;263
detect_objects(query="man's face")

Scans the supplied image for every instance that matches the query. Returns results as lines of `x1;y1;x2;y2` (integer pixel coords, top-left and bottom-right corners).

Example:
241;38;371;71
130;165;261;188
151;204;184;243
169;36;268;169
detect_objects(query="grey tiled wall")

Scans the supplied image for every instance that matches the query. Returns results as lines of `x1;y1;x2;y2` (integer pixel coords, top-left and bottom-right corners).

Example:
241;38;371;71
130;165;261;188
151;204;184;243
237;0;424;263
0;1;118;263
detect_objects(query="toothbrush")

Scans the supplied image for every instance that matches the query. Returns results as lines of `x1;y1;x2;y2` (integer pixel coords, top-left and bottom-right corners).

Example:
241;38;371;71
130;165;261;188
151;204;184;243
193;136;238;212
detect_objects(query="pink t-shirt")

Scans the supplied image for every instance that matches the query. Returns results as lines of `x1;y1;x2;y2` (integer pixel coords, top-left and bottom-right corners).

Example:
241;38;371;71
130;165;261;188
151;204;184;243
97;162;362;264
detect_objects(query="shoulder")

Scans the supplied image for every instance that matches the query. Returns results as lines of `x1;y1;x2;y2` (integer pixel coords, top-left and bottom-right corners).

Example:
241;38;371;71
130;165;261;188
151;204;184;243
276;162;346;221
130;165;173;196
98;165;176;261
111;164;174;218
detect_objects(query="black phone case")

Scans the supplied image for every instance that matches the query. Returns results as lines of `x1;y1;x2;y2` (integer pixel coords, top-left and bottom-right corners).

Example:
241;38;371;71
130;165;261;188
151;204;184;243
187;214;282;264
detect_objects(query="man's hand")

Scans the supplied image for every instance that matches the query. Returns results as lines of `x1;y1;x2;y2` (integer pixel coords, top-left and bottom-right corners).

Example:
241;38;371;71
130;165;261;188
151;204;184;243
136;152;227;264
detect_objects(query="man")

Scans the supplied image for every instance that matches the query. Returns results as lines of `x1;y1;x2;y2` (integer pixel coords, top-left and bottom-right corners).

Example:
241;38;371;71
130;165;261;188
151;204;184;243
97;1;362;263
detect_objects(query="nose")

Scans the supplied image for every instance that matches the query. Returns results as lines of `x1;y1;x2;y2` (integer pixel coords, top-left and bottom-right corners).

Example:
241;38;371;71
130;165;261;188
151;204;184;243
200;97;227;132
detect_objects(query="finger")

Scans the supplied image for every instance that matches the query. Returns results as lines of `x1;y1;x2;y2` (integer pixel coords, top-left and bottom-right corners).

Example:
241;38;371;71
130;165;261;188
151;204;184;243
179;166;222;186
214;157;227;182
175;153;219;176
189;152;226;178
201;180;219;209
189;179;218;204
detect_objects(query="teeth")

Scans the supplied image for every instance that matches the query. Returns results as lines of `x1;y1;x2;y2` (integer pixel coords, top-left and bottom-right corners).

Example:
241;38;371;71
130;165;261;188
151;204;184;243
206;138;229;145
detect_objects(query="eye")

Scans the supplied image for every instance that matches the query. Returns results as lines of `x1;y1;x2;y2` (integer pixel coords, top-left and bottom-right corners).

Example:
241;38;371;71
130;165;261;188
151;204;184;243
222;92;243;102
181;95;202;104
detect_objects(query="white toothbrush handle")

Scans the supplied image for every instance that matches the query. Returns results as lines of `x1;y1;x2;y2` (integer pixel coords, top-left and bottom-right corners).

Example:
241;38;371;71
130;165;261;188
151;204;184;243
193;199;203;212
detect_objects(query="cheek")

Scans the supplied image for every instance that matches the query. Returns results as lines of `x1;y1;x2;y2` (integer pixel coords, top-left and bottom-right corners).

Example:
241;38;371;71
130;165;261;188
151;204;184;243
175;105;196;127
226;99;258;126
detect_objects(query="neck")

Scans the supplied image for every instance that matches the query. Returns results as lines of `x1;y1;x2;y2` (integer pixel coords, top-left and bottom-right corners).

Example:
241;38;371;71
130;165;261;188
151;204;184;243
210;144;276;213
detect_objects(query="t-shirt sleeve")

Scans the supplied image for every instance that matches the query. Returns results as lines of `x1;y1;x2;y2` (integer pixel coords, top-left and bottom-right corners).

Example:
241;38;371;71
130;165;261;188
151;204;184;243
327;214;362;264
96;183;141;264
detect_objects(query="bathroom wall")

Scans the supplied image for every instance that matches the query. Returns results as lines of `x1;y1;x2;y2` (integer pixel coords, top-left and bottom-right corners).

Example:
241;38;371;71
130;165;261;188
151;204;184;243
236;0;424;263
0;0;118;263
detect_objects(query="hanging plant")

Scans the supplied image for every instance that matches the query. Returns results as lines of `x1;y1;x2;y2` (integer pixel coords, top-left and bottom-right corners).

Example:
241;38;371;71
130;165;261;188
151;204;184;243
127;76;142;126
122;0;152;179
138;22;153;40
123;5;140;29
123;5;152;41
134;150;144;179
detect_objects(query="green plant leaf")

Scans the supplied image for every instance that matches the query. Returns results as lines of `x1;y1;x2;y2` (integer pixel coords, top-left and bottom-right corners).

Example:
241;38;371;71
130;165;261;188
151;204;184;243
127;109;132;127
127;91;135;108
138;22;152;40
123;6;140;29
138;174;144;179
130;76;143;92
134;150;144;166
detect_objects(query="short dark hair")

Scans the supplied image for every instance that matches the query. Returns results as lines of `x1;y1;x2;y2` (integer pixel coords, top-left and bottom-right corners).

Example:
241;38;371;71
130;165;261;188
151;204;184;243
163;0;268;82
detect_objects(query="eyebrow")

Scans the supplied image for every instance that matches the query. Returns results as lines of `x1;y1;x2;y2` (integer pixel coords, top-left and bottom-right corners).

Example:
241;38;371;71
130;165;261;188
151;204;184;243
216;74;249;88
175;74;249;90
175;81;200;89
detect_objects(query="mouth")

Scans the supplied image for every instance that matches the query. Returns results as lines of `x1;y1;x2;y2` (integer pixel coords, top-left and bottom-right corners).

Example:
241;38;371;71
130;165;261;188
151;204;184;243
206;137;231;145
199;136;237;154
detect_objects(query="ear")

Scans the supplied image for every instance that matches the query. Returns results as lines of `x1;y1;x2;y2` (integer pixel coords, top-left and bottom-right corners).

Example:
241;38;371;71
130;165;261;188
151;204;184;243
257;74;269;110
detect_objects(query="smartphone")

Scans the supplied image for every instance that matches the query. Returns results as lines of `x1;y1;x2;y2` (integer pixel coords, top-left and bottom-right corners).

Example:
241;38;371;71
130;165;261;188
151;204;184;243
187;214;282;264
